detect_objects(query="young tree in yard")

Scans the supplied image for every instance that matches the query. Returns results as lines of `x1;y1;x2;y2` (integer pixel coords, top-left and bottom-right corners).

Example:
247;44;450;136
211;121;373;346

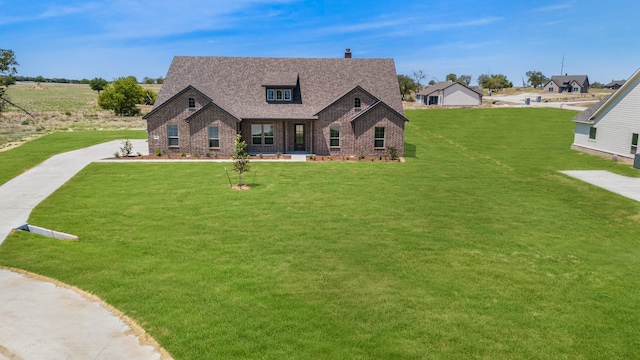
526;71;549;88
89;77;108;94
231;134;250;186
98;77;145;116
397;74;416;100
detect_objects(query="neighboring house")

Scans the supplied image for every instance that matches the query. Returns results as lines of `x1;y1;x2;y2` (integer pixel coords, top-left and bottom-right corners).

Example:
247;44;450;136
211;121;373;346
415;81;482;107
543;75;590;93
605;80;626;90
571;68;640;160
143;53;408;157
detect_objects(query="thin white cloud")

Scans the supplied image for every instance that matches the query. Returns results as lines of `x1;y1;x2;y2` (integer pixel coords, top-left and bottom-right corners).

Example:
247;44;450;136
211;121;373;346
420;17;503;31
97;0;296;40
0;3;98;25
534;2;574;12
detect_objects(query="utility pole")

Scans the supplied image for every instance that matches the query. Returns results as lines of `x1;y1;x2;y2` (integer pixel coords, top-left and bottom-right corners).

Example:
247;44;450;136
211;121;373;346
560;55;565;75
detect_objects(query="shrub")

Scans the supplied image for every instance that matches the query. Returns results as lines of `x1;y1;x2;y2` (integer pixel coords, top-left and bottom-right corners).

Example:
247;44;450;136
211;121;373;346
213;153;219;159
113;151;120;158
136;152;142;157
259;153;263;159
21;119;30;126
358;154;365;160
155;149;162;157
64;110;72;116
276;151;281;158
387;146;399;161
205;151;211;158
180;152;187;157
194;152;199;158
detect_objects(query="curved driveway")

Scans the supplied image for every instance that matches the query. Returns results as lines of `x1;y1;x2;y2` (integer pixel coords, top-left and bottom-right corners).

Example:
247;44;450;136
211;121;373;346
0;139;169;360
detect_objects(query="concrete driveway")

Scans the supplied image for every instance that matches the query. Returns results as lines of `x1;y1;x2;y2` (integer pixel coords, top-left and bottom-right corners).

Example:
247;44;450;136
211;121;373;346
561;170;640;203
0;139;169;360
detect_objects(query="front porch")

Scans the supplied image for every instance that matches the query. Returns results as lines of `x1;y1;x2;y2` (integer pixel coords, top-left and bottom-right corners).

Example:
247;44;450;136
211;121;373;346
241;119;315;154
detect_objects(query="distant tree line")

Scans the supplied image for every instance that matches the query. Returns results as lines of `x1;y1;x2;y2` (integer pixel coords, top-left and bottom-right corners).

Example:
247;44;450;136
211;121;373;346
13;75;164;85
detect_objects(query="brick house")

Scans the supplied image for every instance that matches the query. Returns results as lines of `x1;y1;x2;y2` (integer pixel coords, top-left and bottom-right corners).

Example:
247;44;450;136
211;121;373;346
143;52;408;157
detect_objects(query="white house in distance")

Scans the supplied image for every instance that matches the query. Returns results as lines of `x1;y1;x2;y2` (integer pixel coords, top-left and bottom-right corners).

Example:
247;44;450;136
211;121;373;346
571;68;640;161
416;81;482;107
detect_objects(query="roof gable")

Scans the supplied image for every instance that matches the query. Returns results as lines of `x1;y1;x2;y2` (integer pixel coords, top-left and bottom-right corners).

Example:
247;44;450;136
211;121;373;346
184;101;241;123
417;81;482;96
153;56;404;120
314;85;379;116
350;100;409;123
572;68;640;123
143;85;211;119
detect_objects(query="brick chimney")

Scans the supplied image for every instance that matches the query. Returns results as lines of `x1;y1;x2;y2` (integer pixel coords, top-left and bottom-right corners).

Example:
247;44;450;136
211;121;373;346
344;48;352;58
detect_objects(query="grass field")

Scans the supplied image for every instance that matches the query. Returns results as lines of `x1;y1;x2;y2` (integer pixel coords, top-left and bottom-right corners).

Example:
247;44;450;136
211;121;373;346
0;130;146;186
0;83;156;148
1;108;640;359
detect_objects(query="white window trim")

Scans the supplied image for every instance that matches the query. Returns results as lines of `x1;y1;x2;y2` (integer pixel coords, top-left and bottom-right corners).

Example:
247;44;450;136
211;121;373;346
330;126;340;148
374;127;385;149
284;89;292;101
208;126;220;148
266;88;293;102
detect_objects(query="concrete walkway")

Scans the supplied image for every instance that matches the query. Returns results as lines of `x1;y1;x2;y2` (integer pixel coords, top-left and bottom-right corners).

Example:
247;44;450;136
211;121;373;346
0;139;168;359
561;170;640;203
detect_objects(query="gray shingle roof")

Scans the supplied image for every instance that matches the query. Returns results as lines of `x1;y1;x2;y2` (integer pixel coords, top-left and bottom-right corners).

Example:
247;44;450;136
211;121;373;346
416;81;482;96
572;94;613;123
153;56;404;120
605;80;626;88
547;75;590;88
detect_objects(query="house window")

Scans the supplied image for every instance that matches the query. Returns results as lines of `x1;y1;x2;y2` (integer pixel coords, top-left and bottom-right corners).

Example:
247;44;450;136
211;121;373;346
548;87;554;92
266;88;293;102
428;96;438;105
252;124;274;145
330;126;340;147
208;126;220;148
574;87;579;92
374;127;385;148
588;127;597;140
188;98;195;108
354;97;361;108
167;125;178;146
632;133;639;154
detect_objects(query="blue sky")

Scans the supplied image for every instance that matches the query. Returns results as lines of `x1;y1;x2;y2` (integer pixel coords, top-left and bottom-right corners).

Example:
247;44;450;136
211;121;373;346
2;0;639;85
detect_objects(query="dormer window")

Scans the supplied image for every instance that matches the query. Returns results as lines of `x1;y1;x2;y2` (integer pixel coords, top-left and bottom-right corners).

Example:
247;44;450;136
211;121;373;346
355;97;361;108
188;97;195;108
266;88;293;102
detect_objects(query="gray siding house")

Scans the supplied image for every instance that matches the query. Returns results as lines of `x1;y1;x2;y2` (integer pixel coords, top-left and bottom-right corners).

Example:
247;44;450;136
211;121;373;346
416;81;482;106
143;54;408;157
543;75;590;93
571;68;640;160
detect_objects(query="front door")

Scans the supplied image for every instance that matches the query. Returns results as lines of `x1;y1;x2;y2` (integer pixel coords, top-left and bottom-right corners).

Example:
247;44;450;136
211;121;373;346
294;124;305;151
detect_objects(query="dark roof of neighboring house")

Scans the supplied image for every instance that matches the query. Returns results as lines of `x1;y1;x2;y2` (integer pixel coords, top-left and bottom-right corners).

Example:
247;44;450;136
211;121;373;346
416;81;482;96
152;56;404;120
605;80;626;88
572;94;613;123
546;75;590;88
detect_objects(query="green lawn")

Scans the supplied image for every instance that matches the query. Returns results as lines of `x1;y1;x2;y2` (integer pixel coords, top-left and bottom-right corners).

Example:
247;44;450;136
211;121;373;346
0;130;146;185
1;108;640;359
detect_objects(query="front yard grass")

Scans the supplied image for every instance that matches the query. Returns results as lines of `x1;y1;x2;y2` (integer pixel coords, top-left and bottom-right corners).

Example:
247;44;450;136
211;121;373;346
1;108;640;359
0;130;146;185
